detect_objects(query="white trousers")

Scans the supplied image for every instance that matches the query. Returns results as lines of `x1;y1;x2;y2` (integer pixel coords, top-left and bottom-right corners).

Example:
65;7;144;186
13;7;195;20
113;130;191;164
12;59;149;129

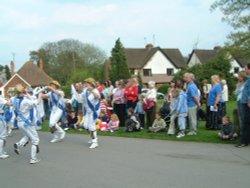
0;120;8;156
0;121;7;140
17;122;40;160
83;112;97;132
49;107;64;139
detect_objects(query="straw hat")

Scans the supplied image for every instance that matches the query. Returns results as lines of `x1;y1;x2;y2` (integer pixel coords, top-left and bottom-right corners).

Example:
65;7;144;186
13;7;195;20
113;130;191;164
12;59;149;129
49;80;61;88
84;77;96;87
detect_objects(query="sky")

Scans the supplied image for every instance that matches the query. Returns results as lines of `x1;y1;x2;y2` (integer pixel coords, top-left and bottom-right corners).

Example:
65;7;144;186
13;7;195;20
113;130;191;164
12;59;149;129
0;0;231;69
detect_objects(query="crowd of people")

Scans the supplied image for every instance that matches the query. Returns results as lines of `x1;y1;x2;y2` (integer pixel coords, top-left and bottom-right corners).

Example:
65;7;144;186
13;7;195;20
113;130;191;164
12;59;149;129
0;63;250;164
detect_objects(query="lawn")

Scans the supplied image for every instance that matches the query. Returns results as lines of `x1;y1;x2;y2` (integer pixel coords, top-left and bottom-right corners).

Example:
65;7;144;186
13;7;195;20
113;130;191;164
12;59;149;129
41;101;238;144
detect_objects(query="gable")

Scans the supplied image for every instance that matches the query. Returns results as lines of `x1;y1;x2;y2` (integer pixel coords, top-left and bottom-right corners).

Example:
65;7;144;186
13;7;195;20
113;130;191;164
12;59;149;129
188;53;202;67
143;50;178;74
17;61;53;86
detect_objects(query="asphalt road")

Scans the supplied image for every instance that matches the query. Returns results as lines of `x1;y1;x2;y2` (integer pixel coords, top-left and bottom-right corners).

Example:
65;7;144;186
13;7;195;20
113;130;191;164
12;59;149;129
0;131;250;188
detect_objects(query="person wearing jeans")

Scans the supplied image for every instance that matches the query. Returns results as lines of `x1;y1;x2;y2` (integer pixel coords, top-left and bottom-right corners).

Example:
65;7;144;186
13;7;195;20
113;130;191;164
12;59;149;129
236;64;250;148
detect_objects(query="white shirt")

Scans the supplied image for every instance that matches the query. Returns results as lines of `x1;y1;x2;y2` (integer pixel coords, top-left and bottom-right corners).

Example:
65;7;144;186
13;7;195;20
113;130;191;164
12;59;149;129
222;85;229;102
146;88;157;102
82;88;100;114
12;96;37;122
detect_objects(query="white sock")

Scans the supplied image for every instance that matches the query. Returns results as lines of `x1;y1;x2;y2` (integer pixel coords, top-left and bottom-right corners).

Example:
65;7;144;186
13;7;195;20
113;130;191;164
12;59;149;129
92;131;98;143
31;145;37;160
0;139;4;155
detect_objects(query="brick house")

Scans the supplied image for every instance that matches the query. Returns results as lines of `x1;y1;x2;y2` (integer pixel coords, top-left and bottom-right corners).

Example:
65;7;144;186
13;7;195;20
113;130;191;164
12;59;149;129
0;61;53;97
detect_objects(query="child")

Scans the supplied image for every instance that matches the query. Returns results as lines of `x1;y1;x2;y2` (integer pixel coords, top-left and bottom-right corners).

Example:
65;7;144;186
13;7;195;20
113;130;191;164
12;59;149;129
64;109;78;130
99;110;110;131
148;112;166;132
218;116;238;140
134;95;145;129
108;114;120;132
125;108;141;132
175;82;188;138
167;88;179;135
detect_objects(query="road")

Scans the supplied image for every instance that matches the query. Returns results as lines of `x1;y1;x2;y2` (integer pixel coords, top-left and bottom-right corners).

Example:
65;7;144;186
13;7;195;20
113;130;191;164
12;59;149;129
0;131;250;188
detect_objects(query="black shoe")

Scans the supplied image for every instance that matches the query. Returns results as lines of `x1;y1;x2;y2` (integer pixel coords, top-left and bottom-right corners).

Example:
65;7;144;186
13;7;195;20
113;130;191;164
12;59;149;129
235;144;248;148
14;143;20;155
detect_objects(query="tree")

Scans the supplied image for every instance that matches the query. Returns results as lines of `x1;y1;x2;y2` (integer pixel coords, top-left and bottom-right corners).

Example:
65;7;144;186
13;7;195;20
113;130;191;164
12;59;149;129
174;54;236;95
30;39;107;85
109;38;131;83
211;0;250;59
4;65;11;80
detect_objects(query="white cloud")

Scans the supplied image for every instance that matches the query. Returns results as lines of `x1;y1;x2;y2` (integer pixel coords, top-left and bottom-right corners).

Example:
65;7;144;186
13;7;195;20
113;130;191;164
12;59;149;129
0;0;231;68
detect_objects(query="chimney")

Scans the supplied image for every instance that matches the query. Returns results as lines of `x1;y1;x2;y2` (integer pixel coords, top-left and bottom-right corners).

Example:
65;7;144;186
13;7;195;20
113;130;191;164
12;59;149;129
214;46;221;52
39;58;44;71
145;43;154;50
10;61;14;76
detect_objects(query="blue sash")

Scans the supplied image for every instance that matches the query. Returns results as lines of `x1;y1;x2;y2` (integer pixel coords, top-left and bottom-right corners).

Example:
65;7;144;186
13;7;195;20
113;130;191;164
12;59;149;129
50;92;65;110
4;106;13;124
13;97;34;128
86;91;100;120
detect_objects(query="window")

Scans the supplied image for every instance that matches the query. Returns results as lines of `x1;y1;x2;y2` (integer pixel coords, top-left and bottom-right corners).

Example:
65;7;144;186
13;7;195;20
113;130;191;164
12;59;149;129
234;67;239;74
166;68;174;76
143;69;152;76
130;69;135;75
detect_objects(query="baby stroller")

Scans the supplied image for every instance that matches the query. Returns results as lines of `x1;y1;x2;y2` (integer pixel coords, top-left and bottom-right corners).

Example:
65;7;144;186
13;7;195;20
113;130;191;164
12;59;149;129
159;101;171;125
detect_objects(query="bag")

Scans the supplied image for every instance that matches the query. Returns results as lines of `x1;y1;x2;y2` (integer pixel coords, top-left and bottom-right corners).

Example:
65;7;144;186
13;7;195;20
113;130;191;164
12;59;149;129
142;98;155;110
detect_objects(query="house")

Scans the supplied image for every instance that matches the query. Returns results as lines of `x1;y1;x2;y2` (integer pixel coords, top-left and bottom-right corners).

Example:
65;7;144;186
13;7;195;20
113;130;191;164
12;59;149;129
187;47;250;75
123;44;186;84
0;61;53;97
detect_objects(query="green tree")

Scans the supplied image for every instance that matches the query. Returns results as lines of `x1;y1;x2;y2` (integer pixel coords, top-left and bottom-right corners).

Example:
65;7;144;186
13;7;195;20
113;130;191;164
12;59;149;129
4;65;11;80
109;38;131;82
211;0;250;59
174;54;236;95
30;39;106;85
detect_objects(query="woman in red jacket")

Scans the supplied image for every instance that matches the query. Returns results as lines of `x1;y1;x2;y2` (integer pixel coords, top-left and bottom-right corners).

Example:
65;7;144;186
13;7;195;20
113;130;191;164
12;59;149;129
124;78;139;110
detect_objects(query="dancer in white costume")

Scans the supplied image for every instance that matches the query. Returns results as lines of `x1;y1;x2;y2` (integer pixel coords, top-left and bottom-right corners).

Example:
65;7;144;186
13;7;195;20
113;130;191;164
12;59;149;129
13;84;42;164
82;78;100;149
41;81;66;143
0;96;11;159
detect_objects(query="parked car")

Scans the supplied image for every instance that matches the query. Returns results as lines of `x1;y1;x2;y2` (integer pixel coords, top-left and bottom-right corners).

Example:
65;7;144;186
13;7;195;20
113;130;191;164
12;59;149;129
141;88;166;100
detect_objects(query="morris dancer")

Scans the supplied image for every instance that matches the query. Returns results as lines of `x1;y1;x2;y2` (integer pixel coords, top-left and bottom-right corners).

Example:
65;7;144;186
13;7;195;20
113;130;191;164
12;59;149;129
13;84;42;164
0;96;11;159
82;78;100;149
41;81;66;143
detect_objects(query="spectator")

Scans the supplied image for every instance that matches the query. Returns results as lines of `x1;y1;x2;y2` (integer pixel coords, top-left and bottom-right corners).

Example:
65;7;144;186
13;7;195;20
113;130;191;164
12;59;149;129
134;95;145;128
112;80;126;127
183;73;200;135
125;78;139;109
145;81;157;128
236;64;250;148
202;80;212;120
167;87;179;135
234;71;248;138
100;93;108;114
108;114;120;132
218;116;237;140
166;80;176;103
96;81;104;93
125;108;141;132
148;112;166;132
221;79;229;113
206;75;224;130
99;111;110;131
175;82;188;139
64;110;78;130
